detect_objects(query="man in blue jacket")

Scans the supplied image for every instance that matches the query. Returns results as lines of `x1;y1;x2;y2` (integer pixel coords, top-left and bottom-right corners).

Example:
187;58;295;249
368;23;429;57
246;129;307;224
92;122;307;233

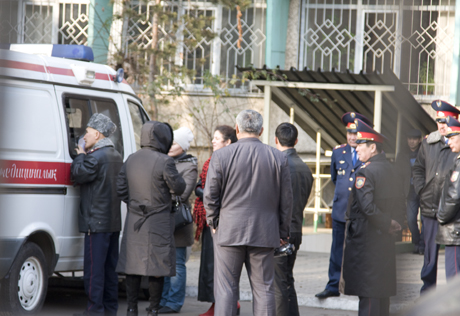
316;112;372;299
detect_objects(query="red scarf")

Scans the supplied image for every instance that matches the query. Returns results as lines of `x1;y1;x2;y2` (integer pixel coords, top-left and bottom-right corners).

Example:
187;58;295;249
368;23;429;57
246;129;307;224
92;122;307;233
193;157;211;241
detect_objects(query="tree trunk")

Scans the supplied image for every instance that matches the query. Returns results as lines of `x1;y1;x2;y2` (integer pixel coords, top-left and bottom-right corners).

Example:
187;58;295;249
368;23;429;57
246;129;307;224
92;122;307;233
149;0;161;120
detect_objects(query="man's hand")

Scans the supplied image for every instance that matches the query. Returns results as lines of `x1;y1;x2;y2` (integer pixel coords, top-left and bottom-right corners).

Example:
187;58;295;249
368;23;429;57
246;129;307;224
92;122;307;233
280;238;289;247
389;220;402;235
76;145;86;155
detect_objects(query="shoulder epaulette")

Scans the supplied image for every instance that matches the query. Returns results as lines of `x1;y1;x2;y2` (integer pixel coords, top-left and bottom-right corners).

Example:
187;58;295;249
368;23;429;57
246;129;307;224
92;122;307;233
424;135;429;139
361;161;371;169
334;144;347;150
457;154;460;159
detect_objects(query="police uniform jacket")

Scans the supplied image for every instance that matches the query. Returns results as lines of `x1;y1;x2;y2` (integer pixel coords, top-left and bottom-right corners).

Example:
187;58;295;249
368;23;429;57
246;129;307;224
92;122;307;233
413;131;457;218
436;155;460;246
340;153;404;298
331;144;361;222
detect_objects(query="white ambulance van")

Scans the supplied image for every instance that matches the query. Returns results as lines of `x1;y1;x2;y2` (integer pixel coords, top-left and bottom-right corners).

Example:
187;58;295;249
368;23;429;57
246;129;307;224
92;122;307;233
0;45;149;314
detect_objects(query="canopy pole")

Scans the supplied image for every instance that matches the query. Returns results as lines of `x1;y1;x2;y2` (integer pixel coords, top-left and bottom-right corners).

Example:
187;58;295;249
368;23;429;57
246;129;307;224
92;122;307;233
290;107;295;124
263;86;272;144
314;131;321;233
396;112;403;158
374;90;382;132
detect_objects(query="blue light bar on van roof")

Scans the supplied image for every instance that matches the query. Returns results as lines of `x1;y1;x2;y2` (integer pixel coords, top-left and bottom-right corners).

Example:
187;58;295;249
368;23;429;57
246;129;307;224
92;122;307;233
5;44;94;62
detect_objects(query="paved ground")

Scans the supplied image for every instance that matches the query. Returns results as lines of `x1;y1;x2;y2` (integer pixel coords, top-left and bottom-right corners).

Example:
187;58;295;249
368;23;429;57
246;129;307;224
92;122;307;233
183;248;445;313
39;246;450;315
40;287;358;316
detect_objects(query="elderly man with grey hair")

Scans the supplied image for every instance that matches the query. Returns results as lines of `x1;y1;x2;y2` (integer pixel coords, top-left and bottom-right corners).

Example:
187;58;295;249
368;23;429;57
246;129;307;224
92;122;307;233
204;109;293;316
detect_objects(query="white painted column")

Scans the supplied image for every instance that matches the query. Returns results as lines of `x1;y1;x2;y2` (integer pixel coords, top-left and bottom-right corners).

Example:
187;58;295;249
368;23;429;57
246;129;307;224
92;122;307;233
374;90;382;132
263;86;272;144
314;131;321;233
289;107;294;124
395;111;403;157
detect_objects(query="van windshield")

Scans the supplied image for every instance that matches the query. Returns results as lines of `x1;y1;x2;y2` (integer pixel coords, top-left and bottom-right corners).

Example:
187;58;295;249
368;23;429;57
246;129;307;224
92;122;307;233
64;95;124;158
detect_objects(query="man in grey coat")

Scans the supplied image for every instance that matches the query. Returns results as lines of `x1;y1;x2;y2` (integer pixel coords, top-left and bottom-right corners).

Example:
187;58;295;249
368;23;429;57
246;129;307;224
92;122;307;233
204;109;293;316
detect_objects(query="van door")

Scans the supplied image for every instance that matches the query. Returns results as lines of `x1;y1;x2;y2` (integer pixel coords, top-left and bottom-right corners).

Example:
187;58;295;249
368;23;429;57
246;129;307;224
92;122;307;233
123;96;150;152
53;86;131;271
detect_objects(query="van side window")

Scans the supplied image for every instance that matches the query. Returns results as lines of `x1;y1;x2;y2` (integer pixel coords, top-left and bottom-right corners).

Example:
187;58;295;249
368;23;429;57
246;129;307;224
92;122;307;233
64;95;124;158
128;101;149;151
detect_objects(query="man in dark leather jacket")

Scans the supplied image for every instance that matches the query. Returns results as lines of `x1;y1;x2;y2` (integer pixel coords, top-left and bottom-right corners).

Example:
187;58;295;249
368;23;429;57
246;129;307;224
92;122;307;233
437;116;460;280
274;123;313;316
71;113;123;316
412;100;460;294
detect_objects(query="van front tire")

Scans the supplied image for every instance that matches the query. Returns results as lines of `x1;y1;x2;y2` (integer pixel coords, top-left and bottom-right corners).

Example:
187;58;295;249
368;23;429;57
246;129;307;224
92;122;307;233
2;242;48;314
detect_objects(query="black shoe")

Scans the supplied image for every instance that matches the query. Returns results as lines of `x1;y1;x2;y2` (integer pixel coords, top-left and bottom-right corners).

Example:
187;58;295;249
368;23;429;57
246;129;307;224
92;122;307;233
127;308;138;316
158;306;178;314
147;311;159;316
315;289;340;299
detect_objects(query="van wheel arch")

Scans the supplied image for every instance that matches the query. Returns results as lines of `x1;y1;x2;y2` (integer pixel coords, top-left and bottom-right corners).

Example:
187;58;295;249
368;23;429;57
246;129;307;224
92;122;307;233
26;231;57;276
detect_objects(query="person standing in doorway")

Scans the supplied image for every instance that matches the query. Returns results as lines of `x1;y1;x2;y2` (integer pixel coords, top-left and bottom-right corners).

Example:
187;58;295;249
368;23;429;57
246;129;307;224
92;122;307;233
315;112;372;299
396;129;424;255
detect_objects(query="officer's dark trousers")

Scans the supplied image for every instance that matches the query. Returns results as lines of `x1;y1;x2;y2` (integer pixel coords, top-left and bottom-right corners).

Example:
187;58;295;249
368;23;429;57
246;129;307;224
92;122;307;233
358;297;389;316
325;219;345;293
83;232;119;316
420;216;440;294
445;245;460;280
274;233;301;316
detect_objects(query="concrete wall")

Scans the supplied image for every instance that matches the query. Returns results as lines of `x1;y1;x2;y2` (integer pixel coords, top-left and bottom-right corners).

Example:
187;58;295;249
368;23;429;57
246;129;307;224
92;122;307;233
152;94;318;169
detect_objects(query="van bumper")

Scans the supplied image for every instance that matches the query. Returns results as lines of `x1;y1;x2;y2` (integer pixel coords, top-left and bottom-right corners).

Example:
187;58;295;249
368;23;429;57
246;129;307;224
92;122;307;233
0;238;25;279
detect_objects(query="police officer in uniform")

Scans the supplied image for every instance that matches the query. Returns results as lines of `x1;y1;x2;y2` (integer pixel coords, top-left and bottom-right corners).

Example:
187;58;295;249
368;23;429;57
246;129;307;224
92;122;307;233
316;112;372;299
412;100;460;294
340;119;404;316
436;116;460;280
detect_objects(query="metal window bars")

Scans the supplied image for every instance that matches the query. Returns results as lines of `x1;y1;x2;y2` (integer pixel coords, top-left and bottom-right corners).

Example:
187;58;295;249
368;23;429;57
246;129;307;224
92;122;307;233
299;0;456;103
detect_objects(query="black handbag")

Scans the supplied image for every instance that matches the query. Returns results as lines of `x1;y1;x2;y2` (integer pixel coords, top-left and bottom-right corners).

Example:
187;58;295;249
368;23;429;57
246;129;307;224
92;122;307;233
173;196;193;229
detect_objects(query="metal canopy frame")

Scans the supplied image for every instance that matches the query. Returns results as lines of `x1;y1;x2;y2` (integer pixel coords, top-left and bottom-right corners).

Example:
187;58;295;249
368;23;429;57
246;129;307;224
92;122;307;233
240;67;436;156
242;67;436;232
257;80;395;145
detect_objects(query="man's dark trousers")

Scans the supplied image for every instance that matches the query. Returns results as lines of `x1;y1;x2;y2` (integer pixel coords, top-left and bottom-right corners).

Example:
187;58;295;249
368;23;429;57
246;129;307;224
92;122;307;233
420;216;440;294
274;233;301;316
84;232;120;315
326;219;345;293
406;186;424;251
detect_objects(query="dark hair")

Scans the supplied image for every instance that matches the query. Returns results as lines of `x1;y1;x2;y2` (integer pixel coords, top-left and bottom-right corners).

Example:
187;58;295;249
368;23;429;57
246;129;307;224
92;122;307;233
365;141;383;153
275;123;298;147
215;125;237;143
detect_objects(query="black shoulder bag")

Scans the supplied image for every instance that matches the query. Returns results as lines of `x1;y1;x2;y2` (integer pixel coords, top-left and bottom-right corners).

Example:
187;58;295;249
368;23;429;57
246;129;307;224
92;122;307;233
173;196;193;230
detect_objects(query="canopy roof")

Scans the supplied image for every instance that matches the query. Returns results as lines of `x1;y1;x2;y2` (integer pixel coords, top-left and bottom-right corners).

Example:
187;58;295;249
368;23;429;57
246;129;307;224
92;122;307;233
238;66;436;155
